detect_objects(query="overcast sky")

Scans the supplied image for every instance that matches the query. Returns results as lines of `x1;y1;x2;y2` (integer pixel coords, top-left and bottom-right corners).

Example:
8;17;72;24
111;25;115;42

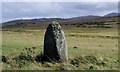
2;2;118;22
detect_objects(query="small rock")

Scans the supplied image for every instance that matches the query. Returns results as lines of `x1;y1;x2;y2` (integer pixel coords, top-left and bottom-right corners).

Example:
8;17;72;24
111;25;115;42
74;46;77;49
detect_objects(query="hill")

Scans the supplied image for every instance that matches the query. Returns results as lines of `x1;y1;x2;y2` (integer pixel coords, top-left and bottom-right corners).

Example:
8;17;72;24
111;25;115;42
2;12;119;30
104;12;119;17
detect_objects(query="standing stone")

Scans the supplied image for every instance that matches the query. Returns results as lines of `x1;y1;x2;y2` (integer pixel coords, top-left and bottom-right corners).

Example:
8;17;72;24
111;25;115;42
44;21;68;62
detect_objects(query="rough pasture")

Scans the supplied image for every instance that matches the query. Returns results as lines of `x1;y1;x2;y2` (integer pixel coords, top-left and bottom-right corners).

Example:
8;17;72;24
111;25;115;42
2;28;118;70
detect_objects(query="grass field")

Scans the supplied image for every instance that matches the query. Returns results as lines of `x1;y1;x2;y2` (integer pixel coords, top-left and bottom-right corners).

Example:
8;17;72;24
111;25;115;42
2;28;118;70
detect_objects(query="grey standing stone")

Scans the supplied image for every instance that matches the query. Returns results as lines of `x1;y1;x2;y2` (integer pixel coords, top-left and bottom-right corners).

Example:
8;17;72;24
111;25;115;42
44;21;68;62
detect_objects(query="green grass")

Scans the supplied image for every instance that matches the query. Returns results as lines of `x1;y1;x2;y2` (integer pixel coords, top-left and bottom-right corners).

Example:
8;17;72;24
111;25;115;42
2;28;118;70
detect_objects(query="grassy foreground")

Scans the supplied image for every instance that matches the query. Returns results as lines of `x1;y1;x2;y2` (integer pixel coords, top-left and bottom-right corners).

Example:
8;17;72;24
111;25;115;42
2;28;118;70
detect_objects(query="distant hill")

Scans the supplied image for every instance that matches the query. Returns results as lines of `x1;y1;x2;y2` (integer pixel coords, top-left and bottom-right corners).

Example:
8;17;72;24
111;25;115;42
67;15;101;21
2;18;66;27
104;12;119;17
2;12;119;29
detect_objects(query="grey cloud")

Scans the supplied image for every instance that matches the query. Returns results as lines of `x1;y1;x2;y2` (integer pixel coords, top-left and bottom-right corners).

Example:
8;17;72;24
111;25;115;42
2;2;118;22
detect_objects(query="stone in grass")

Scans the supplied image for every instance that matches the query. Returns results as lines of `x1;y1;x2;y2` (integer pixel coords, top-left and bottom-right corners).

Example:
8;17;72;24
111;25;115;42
2;55;7;63
44;21;68;62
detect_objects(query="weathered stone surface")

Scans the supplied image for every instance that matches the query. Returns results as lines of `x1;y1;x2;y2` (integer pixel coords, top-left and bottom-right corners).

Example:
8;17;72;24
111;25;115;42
44;21;68;62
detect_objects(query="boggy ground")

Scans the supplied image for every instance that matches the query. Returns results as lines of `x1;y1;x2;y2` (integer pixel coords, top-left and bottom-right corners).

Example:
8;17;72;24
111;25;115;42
2;28;118;70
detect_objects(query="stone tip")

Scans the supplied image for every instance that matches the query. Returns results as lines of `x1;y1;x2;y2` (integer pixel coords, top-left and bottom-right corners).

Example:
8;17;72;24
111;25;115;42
51;21;59;25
